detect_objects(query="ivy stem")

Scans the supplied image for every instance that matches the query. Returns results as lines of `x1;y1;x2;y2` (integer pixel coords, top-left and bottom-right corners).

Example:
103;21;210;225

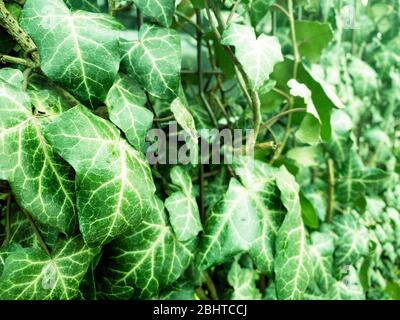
288;0;300;78
205;0;261;149
0;54;37;68
24;211;51;257
175;11;204;33
1;193;12;248
326;158;335;223
261;108;306;129
0;0;39;66
196;9;206;224
204;272;219;300
271;3;291;19
270;0;299;164
226;0;240;26
22;67;32;91
153;114;175;122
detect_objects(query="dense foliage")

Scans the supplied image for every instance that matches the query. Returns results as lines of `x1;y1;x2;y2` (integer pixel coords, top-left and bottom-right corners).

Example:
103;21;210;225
0;0;399;300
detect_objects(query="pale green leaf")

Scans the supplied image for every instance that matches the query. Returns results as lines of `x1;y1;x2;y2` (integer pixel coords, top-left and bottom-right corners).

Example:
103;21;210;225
44;105;156;247
196;178;259;270
274;166;313;300
234;157;285;275
100;198;197;298
121;24;181;100
329;266;365;300
333;213;369;266
288;79;321;146
21;0;122;106
106;74;153;150
295;21;334;62
165;166;202;242
134;0;175;27
170;97;198;144
0;236;99;299
221;23;283;90
228;261;261;300
0;74;77;234
250;0;275;26
309;232;335;293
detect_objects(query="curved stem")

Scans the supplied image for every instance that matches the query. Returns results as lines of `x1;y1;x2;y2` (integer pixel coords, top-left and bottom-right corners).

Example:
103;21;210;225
205;273;219;300
271;3;291;19
262;108;306;129
153;115;175;122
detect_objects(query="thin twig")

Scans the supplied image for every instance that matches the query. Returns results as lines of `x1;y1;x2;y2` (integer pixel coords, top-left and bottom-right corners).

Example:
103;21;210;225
181;69;222;75
326;158;335;223
176;11;204;33
205;273;219;300
1;193;12;248
261;108;306;129
153;114;175;122
0;54;37;68
271;3;291;19
226;0;241;26
270;0;300;164
197;9;206;224
288;0;300;78
200;93;219;128
22;68;32;91
24;211;51;256
272;87;291;101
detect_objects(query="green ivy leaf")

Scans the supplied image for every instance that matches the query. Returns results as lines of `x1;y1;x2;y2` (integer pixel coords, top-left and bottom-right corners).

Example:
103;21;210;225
0;236;99;299
333;213;369;266
329;266;365;300
271;59;340;141
64;0;101;12
170;97;199;144
250;0;275;26
106;74;153;150
288;78;321;146
234;158;285;275
121;24;181;100
309;231;335;294
165;166;202;242
134;0;175;27
100;198;197;298
221;23;283;90
295;21;334;62
274;166;313;300
21;0;122;106
0;72;77;234
196;178;259;270
228;261;261;300
44;105;156;247
348;58;379;96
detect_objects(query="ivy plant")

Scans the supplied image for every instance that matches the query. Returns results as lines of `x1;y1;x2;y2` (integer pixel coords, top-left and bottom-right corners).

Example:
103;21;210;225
0;0;399;300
